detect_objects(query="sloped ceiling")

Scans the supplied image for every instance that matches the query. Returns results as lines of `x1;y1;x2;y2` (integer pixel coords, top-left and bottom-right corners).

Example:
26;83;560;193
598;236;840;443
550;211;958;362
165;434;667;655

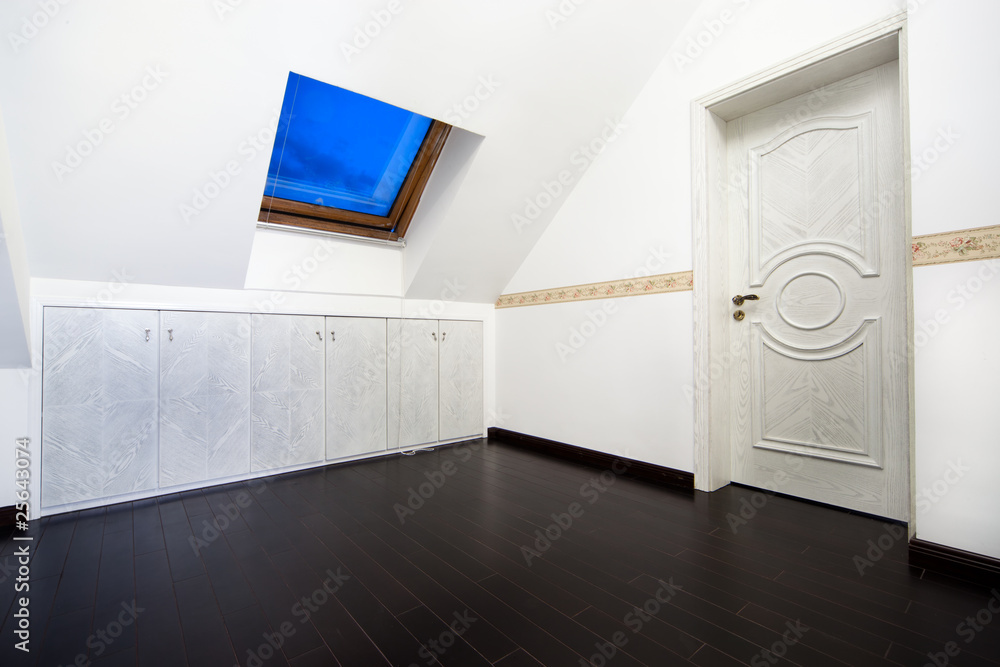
0;0;700;303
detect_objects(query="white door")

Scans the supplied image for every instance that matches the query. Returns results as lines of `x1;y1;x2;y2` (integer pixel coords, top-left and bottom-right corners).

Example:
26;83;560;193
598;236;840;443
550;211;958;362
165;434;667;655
439;320;484;441
387;319;439;449
326;317;387;459
42;307;159;507
159;311;252;487
727;61;908;521
251;314;325;471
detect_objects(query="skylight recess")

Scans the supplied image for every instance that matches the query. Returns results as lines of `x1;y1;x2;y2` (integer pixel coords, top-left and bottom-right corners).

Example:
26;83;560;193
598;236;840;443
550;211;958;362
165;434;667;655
260;72;450;240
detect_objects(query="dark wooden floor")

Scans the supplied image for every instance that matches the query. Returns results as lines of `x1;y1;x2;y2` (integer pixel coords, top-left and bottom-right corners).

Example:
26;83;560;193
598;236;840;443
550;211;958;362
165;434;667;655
2;439;999;666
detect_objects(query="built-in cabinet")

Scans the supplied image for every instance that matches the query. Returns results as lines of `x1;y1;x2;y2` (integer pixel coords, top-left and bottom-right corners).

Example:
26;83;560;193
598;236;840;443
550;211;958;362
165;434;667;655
159;311;251;487
42;308;159;507
387;318;439;450
251;314;325;472
326;317;387;460
439;320;484;441
40;307;484;510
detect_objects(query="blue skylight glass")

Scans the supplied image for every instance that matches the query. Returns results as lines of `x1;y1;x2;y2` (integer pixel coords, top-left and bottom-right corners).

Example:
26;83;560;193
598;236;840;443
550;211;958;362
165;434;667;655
265;72;433;217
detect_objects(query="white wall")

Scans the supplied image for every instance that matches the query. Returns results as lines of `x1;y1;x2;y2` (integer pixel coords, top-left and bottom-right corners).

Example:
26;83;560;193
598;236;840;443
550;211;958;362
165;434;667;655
496;294;693;472
245;229;404;298
913;260;1000;559
905;0;1000;559
0;103;31;368
496;0;1000;559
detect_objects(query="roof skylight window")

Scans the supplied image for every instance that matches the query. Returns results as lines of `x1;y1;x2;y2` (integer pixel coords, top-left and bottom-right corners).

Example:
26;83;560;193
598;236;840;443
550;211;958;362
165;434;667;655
259;72;450;240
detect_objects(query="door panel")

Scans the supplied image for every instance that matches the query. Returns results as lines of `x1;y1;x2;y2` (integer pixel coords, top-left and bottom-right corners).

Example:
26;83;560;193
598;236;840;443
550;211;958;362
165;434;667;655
42;307;159;507
439;320;484;441
159;311;251;487
387;319;439;449
326;317;387;459
250;314;325;471
728;61;908;520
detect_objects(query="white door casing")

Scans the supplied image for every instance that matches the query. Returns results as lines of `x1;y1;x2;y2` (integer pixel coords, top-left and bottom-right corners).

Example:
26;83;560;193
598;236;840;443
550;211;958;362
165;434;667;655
727;61;909;521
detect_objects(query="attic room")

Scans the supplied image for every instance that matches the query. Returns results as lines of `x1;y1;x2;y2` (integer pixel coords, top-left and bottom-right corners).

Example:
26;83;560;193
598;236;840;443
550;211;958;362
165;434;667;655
1;0;999;665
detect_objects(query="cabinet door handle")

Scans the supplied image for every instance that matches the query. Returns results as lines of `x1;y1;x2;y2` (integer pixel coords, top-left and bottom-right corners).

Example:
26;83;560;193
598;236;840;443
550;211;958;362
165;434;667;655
431;332;437;342
145;328;151;342
441;332;447;341
330;331;336;342
316;331;322;341
167;328;173;342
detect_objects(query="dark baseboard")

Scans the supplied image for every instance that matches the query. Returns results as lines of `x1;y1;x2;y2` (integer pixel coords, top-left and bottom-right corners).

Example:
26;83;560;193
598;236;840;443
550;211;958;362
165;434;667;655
488;427;694;492
0;506;15;528
909;538;1000;586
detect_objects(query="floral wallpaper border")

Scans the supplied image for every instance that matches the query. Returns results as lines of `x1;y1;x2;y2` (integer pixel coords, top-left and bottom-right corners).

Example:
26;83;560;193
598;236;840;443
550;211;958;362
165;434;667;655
495;226;999;309
911;225;1000;267
495;270;694;309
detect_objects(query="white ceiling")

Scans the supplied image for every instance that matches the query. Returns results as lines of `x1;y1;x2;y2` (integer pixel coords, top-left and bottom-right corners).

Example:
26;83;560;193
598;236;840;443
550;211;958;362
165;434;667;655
0;0;701;303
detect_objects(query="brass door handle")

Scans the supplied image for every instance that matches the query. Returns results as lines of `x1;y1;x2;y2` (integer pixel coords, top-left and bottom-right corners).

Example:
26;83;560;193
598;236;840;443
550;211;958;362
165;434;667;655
732;294;759;307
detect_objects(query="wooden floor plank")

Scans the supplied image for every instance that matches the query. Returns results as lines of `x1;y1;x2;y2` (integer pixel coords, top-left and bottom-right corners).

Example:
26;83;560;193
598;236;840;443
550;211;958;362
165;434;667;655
2;439;999;666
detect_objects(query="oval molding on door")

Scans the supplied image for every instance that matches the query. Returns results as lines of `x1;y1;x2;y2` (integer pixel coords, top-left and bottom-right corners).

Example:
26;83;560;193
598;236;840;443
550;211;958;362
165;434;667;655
777;271;846;331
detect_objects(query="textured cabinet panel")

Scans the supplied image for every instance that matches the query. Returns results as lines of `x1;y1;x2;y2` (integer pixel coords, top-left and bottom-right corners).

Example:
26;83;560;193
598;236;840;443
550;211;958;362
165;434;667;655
251;315;325;471
42;308;158;507
439;320;484;441
326;317;387;459
159;311;251;487
387;319;439;449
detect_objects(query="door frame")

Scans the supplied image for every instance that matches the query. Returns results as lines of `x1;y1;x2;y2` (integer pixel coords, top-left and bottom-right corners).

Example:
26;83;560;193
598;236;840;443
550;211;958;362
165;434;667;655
691;12;915;526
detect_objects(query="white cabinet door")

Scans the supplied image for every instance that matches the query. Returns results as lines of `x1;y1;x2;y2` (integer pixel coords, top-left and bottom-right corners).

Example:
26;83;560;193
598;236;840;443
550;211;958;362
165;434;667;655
326;317;387;459
42;307;160;507
387;319;439;449
251;314;325;472
439;320;484;441
159;311;251;487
